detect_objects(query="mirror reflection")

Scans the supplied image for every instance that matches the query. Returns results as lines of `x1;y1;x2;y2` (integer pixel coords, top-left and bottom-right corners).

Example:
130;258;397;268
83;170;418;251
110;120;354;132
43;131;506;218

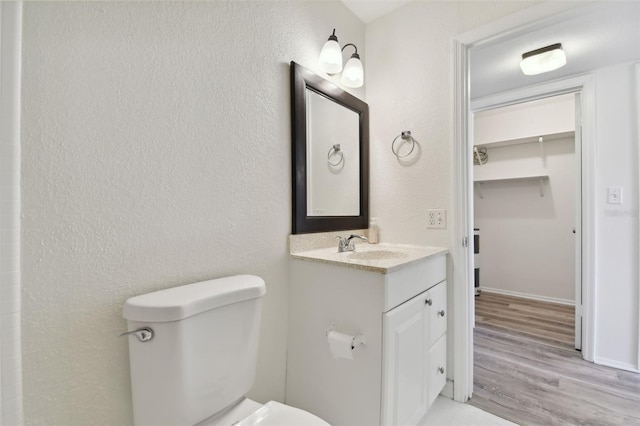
306;89;360;216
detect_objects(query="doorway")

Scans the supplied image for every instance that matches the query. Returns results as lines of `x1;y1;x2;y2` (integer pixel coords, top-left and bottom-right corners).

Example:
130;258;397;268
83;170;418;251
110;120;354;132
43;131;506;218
464;84;640;422
452;0;640;407
450;65;599;402
471;92;583;351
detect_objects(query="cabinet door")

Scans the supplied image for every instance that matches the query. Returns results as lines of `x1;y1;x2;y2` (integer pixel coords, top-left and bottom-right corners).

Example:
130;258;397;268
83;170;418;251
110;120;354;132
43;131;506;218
427;334;447;407
382;293;428;426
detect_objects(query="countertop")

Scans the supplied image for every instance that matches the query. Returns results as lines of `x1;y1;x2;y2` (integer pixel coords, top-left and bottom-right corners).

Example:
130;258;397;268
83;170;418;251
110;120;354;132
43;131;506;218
290;243;448;274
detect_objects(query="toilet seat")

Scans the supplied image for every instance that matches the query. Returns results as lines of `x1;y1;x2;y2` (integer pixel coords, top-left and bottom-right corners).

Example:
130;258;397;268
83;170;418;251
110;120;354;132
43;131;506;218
198;398;329;426
237;401;329;426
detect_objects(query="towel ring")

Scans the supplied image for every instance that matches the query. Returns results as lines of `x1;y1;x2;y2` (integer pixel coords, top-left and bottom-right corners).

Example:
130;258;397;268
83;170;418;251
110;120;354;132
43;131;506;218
391;131;416;158
328;144;344;166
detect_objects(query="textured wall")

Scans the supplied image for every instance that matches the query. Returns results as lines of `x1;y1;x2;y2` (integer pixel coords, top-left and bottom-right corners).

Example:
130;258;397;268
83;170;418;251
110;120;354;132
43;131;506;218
364;1;538;247
20;2;364;424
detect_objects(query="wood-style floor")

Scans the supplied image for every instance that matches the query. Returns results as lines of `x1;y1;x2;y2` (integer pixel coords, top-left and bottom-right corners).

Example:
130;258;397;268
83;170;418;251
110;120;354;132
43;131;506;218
468;292;640;426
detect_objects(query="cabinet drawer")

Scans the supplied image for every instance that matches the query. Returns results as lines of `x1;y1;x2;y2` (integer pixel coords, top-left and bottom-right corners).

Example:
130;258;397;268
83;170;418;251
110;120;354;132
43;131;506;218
385;254;446;312
426;280;447;346
427;334;447;408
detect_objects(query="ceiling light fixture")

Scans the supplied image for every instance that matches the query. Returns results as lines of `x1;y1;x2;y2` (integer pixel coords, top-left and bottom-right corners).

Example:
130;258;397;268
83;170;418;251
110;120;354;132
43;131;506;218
520;43;567;76
318;29;364;88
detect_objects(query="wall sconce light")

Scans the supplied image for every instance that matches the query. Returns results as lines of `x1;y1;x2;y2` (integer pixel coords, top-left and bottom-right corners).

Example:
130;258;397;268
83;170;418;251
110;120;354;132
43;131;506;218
318;29;364;88
520;43;567;76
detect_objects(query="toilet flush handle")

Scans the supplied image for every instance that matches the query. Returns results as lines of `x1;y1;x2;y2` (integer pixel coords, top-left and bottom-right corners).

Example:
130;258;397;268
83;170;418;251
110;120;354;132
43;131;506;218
119;327;154;343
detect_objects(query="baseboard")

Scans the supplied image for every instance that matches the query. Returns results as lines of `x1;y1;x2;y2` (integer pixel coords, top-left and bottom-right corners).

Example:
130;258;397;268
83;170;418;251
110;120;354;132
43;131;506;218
440;379;454;399
479;286;574;306
593;356;640;373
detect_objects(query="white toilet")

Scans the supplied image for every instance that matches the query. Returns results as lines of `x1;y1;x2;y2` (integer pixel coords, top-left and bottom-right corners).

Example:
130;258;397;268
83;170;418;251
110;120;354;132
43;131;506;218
122;274;329;425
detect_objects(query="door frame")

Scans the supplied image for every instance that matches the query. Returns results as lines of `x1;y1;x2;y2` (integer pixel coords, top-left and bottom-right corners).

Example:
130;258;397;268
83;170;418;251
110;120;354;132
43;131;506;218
470;84;593;353
0;1;23;424
451;2;597;402
636;63;640;372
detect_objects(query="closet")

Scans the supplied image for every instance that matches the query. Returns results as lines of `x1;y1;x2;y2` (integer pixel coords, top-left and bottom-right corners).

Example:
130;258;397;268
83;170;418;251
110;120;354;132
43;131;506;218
473;94;577;305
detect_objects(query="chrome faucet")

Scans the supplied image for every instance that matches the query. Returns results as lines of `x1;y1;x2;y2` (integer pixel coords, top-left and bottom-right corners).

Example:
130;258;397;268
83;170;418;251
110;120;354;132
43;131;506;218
336;234;368;252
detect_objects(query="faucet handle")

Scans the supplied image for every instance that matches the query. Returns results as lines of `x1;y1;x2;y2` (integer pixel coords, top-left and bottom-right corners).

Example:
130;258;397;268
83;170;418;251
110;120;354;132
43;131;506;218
336;236;349;252
337;234;367;252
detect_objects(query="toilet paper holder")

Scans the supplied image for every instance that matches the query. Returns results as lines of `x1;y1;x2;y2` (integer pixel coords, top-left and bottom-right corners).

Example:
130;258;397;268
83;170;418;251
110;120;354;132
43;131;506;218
325;323;366;350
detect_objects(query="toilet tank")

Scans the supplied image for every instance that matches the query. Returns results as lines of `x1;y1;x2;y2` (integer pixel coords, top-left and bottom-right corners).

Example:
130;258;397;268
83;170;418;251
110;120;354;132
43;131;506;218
122;275;266;426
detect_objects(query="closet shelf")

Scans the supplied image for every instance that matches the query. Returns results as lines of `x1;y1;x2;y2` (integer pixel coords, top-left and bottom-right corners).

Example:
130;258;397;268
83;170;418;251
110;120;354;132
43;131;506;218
474;173;549;199
473;172;549;183
473;131;574;149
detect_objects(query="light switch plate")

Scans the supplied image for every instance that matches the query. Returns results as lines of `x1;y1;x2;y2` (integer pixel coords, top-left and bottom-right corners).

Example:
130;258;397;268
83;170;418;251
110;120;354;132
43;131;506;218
427;209;446;229
607;187;623;204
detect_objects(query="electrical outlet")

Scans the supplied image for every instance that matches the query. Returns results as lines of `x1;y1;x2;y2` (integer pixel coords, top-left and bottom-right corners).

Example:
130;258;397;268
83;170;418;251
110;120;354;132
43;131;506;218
427;209;446;229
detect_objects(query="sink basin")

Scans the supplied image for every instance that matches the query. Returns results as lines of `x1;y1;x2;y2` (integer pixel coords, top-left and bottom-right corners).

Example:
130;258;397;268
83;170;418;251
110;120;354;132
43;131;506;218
291;243;448;273
348;250;410;260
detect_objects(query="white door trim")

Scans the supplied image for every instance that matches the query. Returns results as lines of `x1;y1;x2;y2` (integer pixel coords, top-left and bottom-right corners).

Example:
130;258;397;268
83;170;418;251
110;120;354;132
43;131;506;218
574;92;583;352
0;2;23;424
451;39;473;402
451;2;599;402
636;62;640;372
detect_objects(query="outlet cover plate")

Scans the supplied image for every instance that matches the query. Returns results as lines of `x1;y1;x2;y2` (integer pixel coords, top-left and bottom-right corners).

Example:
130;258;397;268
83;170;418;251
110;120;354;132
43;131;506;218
427;209;446;229
607;187;623;204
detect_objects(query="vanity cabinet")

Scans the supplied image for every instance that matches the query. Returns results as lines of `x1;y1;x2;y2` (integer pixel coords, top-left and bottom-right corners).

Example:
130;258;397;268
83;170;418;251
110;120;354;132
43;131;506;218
382;280;447;425
286;249;447;426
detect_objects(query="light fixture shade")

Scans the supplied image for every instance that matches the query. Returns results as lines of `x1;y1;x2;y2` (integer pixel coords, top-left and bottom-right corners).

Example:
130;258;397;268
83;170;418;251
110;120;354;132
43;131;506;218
520;43;566;76
341;55;364;88
319;38;343;75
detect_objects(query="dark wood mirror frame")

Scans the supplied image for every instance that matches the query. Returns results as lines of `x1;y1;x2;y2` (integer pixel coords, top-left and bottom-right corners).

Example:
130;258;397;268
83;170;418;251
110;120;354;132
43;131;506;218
290;61;369;234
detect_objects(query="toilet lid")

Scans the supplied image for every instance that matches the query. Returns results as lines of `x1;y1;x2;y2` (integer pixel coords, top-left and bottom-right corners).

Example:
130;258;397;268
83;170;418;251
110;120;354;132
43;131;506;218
236;401;330;426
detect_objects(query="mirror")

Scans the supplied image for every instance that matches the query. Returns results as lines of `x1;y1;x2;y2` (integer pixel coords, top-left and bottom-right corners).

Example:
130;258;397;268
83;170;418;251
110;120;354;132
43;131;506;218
290;61;369;234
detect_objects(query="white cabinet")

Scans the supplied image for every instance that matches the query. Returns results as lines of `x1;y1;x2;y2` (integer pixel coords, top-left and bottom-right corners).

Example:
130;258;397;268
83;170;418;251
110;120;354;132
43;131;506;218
425;282;447;407
382;281;447;425
286;252;447;426
383;292;429;425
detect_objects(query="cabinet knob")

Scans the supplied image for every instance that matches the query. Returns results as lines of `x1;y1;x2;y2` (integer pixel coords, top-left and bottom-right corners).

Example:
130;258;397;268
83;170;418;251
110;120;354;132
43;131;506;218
438;310;445;317
425;299;433;306
438;367;445;374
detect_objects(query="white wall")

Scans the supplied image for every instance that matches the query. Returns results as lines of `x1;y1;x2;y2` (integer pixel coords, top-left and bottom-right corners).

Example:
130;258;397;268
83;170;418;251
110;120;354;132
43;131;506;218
593;62;639;371
474;138;576;303
20;2;364;424
364;0;539;247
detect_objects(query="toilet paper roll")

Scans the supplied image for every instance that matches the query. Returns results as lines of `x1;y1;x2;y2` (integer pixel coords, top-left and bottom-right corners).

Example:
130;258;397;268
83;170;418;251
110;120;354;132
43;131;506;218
327;330;354;360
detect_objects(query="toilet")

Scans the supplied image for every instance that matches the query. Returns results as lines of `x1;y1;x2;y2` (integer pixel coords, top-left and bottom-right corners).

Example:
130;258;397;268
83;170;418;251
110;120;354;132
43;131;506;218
122;274;329;426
